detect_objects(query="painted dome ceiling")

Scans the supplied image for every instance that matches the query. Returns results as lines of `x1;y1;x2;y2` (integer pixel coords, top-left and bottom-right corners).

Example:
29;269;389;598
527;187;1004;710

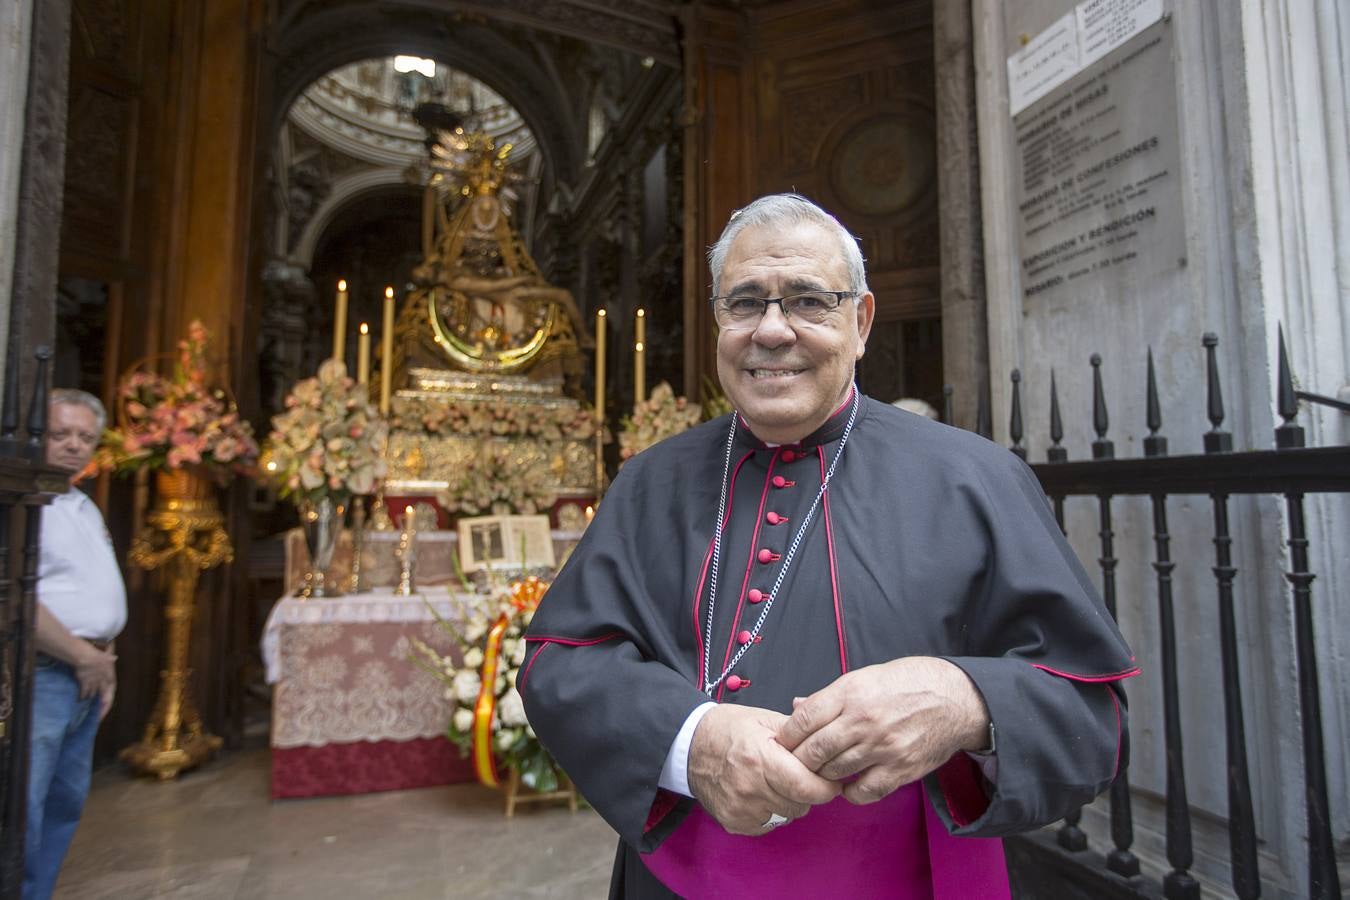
290;57;536;167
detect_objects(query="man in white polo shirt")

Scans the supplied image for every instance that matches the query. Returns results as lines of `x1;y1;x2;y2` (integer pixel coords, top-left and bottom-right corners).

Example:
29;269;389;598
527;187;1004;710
24;389;126;900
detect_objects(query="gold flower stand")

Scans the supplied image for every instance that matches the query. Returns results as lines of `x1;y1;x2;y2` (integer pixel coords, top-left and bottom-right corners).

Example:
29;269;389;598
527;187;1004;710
121;469;231;779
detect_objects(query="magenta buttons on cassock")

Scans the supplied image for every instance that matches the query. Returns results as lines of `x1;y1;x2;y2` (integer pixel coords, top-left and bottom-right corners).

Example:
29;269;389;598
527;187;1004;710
747;589;764;603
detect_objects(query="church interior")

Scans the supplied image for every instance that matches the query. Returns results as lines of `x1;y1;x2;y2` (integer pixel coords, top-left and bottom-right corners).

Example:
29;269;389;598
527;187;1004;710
2;1;1347;898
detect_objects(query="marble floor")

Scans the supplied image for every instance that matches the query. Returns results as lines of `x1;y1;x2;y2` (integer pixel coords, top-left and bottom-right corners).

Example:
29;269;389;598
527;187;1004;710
53;748;618;899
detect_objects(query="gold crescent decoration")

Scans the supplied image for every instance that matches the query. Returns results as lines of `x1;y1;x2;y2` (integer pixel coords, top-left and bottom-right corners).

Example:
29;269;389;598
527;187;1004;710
426;285;557;373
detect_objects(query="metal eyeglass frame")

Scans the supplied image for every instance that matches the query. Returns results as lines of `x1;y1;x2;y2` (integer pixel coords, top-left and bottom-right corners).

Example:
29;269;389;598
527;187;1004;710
709;290;857;327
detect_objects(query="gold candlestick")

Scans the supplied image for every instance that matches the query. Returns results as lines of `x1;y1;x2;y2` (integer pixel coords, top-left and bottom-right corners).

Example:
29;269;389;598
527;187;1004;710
332;279;349;363
348;496;368;593
122;468;230;780
393;504;418;596
369;488;393;531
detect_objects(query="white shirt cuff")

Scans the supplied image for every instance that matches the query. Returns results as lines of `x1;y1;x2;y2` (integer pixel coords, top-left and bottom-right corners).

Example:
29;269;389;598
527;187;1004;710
657;702;717;798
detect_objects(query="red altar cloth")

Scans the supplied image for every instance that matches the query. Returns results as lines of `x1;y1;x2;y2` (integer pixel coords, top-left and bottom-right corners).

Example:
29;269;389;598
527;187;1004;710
270;737;477;800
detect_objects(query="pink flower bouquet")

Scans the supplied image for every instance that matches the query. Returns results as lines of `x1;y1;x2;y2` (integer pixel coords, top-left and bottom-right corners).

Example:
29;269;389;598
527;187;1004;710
97;320;259;481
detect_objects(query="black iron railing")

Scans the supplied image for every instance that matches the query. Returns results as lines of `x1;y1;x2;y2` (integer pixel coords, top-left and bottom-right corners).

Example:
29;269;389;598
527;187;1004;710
980;329;1346;899
0;345;62;897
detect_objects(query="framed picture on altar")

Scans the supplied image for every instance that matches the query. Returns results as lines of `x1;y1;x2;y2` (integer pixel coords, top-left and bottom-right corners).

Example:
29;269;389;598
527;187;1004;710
457;514;555;573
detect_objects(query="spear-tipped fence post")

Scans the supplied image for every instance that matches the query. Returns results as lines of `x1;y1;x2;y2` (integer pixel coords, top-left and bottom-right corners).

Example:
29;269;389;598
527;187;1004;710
1200;333;1261;898
1272;325;1339;899
1144;348;1198;899
1203;334;1233;453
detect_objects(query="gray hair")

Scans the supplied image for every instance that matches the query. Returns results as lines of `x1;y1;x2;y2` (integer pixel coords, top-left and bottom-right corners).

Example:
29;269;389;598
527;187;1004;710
708;193;869;297
51;388;107;431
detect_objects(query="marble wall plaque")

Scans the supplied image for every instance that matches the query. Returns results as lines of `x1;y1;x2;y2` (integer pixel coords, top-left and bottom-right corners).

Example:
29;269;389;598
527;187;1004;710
1013;17;1183;305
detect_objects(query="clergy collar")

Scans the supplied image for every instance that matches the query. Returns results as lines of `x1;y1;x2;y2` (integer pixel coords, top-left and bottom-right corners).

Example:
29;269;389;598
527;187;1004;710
734;387;858;451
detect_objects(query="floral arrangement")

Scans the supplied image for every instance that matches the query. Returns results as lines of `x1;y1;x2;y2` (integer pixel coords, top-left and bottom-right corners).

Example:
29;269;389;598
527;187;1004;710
390;395;597;442
412;577;562;792
263;359;388;503
619;381;704;462
701;376;733;420
436;442;558;517
96;320;259;480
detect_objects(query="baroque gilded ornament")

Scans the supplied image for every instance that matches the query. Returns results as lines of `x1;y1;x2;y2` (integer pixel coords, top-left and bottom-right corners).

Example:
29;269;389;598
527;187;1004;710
409;129;588;375
122;470;231;779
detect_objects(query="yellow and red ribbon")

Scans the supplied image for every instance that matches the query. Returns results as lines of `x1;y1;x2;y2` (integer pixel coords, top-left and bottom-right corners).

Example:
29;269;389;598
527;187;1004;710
472;612;512;788
470;577;550;789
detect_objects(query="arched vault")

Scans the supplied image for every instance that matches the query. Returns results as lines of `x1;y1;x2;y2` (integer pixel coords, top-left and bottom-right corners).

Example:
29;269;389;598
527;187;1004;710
269;4;676;188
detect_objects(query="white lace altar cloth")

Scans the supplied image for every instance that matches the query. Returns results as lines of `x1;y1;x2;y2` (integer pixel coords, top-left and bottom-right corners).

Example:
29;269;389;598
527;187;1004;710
264;588;477;749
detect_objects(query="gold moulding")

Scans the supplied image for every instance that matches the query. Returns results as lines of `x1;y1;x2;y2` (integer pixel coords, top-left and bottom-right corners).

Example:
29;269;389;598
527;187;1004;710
384;434;598;496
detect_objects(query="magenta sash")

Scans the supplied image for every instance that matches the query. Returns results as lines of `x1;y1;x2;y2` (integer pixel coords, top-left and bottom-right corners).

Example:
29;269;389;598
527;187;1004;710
641;784;1010;899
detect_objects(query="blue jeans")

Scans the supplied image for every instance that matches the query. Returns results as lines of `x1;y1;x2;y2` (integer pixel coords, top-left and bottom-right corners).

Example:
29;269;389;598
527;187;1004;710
23;656;100;900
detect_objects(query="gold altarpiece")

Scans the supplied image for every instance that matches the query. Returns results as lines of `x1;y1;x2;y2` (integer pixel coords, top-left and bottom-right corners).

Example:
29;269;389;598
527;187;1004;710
381;130;597;524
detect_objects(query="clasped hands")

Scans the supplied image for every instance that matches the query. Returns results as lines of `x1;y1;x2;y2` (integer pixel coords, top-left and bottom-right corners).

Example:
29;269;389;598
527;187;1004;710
686;657;989;836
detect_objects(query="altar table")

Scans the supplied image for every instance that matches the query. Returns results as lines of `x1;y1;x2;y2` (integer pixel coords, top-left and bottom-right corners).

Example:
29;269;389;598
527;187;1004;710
263;588;479;799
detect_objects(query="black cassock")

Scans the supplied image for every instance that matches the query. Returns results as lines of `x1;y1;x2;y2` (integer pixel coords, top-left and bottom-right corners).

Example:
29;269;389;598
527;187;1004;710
521;395;1137;898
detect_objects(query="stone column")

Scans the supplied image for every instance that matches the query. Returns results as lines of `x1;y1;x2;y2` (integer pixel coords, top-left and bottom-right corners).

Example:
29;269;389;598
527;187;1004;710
933;0;987;430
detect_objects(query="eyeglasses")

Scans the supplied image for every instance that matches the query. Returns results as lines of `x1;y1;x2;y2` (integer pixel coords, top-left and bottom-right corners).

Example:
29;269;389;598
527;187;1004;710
710;291;856;328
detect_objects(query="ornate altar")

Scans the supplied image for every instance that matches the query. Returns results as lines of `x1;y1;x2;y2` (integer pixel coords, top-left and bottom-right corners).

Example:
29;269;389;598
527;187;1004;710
381;128;598;524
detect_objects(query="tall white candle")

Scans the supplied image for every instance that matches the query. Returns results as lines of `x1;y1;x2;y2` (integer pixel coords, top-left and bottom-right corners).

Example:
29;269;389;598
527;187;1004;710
594;308;607;425
332;279;349;363
634;308;646;403
380;287;395;414
357;323;370;385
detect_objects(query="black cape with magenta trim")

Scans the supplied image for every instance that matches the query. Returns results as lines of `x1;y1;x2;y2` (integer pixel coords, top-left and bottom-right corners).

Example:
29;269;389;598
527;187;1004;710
522;396;1137;898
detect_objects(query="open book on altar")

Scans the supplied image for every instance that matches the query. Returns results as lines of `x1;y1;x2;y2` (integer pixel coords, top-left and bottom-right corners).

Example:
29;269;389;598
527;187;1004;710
456;514;555;573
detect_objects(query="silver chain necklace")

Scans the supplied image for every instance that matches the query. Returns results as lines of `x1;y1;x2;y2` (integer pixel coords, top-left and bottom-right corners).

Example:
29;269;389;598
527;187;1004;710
700;392;861;695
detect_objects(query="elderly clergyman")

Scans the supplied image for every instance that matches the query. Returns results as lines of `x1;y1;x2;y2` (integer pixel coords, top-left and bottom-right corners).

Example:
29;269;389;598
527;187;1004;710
522;194;1136;898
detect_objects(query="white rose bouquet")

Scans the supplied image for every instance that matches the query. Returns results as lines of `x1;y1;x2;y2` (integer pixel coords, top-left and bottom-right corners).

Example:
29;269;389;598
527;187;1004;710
411;577;562;792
